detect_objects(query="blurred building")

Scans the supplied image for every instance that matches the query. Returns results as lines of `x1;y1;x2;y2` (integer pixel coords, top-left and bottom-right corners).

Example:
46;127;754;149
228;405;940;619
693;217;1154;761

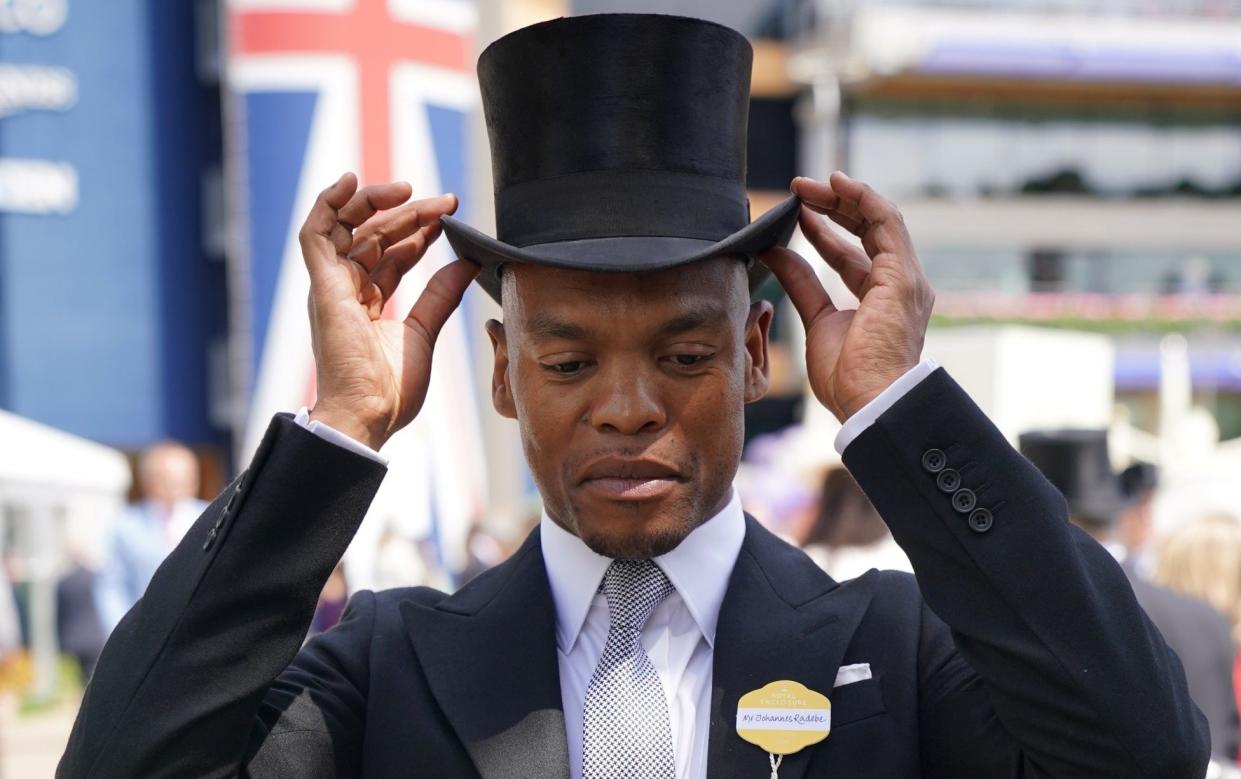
0;1;229;453
787;0;1241;442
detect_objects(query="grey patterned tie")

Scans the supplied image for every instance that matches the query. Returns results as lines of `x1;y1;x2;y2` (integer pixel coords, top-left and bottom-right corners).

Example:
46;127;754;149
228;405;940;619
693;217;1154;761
582;560;677;779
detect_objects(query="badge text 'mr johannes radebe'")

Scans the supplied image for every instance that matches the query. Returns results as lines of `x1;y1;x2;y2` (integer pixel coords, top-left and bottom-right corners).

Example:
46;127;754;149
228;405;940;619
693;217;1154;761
740;712;828;726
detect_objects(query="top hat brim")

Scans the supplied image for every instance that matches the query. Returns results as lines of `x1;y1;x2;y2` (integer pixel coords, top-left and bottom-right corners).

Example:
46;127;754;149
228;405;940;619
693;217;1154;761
441;194;801;303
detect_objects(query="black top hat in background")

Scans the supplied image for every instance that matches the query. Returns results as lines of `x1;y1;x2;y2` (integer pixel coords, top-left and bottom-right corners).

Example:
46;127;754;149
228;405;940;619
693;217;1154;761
441;13;802;303
1018;429;1135;525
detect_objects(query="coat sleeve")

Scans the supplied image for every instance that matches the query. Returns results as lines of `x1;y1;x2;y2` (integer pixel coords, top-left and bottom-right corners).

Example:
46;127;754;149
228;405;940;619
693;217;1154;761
842;368;1210;778
57;415;387;779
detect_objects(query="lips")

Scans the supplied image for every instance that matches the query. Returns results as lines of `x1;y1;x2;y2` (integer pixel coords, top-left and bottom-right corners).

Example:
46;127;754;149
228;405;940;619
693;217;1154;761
578;456;685;500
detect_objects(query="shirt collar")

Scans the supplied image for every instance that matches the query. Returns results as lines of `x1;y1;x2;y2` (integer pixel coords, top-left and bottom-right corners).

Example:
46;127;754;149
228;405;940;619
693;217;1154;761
539;489;746;653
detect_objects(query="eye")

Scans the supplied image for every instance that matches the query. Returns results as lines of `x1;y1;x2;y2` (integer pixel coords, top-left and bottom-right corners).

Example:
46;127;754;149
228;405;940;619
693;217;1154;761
669;353;715;368
543;360;590;375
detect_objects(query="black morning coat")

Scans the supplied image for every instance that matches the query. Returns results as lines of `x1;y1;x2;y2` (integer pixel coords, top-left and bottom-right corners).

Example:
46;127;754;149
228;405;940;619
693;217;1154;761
58;370;1210;778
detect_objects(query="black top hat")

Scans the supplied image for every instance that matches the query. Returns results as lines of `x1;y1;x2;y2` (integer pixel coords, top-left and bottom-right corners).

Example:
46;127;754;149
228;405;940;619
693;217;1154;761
1018;429;1135;525
440;13;802;303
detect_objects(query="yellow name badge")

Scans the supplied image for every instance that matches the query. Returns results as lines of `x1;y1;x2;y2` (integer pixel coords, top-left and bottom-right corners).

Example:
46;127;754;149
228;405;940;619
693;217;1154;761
736;680;831;760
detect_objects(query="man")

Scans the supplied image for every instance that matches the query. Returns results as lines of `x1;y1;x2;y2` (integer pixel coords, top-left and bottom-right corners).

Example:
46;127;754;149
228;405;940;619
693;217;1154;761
1020;430;1239;761
94;440;207;634
1118;460;1160;580
60;14;1206;778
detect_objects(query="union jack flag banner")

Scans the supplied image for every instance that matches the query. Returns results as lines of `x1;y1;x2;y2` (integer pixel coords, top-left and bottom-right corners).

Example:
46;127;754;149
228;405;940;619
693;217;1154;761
224;0;487;588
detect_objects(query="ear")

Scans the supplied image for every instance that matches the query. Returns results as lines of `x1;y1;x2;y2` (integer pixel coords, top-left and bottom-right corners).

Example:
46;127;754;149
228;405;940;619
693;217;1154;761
743;300;773;403
485;319;517;419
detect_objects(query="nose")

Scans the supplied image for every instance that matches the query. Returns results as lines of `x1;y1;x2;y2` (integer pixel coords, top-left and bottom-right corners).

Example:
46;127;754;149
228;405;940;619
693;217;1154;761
588;362;667;436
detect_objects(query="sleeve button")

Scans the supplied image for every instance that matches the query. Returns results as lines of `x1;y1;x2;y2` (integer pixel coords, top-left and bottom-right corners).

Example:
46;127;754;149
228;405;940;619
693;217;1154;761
202;527;219;551
968;508;994;533
921;449;946;473
952;488;977;514
936;468;961;493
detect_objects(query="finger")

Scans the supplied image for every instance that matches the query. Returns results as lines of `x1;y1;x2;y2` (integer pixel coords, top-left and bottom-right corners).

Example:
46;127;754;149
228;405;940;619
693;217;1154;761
791;176;844;212
821;208;867;239
792;176;866;221
759;247;837;330
337;181;414;230
800;197;866;225
799;207;872;298
828;171;900;226
829;171;925;268
329;223;353;256
371;220;445;303
348;193;457;271
300;173;359;264
792;176;869;239
404;259;482;346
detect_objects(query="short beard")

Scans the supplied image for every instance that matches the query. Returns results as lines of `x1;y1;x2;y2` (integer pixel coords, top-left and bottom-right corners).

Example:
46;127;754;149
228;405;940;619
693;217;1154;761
575;519;696;560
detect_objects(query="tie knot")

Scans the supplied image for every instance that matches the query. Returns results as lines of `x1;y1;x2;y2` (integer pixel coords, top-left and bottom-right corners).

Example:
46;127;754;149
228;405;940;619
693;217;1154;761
601;560;674;633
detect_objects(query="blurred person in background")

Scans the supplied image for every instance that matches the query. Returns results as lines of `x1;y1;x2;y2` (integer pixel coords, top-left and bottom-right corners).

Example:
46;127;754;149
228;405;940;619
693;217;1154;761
1021;430;1240;760
800;467;911;580
95;441;207;634
1155;512;1241;756
56;537;105;681
1118;461;1160;581
457;524;506;585
310;563;350;637
373;529;451;593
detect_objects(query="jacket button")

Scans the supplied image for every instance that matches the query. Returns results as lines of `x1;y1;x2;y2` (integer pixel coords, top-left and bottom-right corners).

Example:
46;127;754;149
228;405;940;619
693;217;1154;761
921;449;946;473
224;472;248;513
968;508;993;533
952;488;977;514
203;526;218;551
936;468;961;493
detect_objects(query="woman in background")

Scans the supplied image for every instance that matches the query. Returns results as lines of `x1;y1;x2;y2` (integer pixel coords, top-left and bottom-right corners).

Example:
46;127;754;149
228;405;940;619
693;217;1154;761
1156;513;1241;762
801;467;912;581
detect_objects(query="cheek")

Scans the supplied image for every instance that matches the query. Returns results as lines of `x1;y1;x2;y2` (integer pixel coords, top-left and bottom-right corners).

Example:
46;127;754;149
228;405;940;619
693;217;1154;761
675;374;746;468
512;373;580;481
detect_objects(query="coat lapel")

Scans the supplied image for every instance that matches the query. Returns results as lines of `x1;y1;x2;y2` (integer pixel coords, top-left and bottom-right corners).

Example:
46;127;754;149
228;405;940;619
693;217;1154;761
707;516;875;779
401;529;570;779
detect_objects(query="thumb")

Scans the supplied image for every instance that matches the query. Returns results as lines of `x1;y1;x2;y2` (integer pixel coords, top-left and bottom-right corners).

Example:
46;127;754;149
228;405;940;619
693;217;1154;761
403;259;481;346
759;247;837;331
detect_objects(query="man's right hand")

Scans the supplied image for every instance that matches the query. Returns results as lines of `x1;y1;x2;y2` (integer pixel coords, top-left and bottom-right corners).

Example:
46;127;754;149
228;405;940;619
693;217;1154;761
301;173;479;451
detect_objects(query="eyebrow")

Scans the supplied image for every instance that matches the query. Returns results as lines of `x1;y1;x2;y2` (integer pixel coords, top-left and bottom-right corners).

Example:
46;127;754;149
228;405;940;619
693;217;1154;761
525;303;729;343
653;303;730;337
526;313;592;342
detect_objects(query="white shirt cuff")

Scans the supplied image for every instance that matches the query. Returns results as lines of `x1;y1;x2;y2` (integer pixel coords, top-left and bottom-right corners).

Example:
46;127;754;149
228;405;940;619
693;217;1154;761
293;407;389;466
833;358;939;454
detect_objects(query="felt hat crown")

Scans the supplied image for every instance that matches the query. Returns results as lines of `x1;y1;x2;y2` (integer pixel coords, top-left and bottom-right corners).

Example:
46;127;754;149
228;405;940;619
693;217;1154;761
440;13;801;302
1018;429;1135;524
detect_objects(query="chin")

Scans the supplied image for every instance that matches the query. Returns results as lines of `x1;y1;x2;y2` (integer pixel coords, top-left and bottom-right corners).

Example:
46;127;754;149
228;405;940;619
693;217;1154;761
572;499;698;560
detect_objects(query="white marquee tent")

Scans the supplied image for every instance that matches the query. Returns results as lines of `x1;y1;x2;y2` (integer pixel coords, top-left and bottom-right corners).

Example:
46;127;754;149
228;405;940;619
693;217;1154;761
0;409;130;700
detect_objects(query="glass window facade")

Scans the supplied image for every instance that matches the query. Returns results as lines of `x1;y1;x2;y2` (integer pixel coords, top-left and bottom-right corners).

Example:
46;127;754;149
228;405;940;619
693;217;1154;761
920;248;1241;294
848;104;1241;200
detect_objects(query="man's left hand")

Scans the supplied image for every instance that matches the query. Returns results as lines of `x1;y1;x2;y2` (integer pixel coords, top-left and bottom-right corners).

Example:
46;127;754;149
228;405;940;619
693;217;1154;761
761;172;936;423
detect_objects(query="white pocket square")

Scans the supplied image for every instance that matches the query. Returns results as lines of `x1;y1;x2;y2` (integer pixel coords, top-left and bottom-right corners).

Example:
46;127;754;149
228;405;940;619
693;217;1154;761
833;663;872;688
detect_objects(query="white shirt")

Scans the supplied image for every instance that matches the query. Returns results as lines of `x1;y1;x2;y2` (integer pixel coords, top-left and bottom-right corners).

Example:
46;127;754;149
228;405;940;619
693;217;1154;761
296;358;936;778
540;490;746;779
